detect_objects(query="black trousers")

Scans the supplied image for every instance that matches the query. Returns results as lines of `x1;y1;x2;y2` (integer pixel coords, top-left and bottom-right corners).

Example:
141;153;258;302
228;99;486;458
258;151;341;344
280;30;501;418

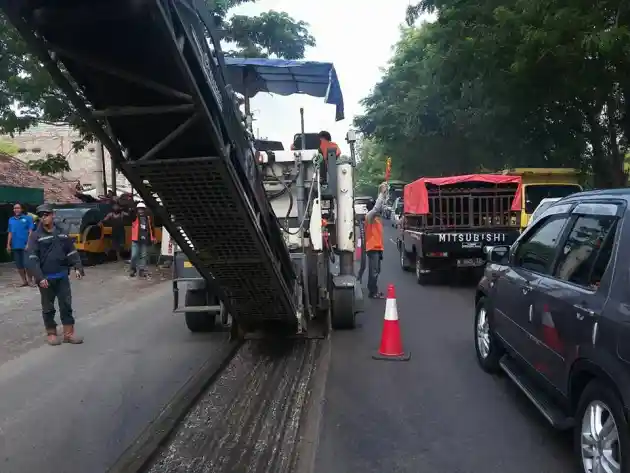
39;277;75;330
367;250;383;296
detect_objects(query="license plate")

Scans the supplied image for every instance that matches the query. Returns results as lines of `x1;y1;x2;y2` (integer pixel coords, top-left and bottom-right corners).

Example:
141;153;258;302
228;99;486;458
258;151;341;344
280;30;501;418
457;258;484;267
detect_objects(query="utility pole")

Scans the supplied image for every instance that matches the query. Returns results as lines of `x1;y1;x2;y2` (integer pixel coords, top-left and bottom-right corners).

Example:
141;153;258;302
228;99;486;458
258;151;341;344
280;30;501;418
105;121;117;195
94;140;105;196
110;150;117;194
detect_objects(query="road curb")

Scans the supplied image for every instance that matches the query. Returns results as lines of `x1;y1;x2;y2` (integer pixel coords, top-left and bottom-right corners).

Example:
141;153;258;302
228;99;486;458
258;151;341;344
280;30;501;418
105;339;242;473
294;334;332;473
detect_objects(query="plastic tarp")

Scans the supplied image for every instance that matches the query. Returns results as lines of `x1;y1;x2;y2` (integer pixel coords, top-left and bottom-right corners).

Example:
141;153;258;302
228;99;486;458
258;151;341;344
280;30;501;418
223;58;345;121
403;174;523;214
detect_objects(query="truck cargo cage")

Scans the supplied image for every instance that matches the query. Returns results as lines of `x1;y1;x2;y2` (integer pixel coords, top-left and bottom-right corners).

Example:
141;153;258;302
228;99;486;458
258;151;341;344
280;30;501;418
419;185;519;229
0;0;300;327
403;175;522;231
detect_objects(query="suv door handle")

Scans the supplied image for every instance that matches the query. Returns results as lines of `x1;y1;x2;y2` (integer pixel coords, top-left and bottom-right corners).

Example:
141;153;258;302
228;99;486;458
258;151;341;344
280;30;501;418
574;305;596;318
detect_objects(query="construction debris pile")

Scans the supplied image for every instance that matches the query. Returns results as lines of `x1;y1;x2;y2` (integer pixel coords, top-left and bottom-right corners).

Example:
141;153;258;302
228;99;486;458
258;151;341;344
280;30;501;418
0;154;80;203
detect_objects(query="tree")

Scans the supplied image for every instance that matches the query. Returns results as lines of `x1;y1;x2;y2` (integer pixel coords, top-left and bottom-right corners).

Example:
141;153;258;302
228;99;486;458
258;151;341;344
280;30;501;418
359;0;630;187
0;1;315;135
27;153;71;176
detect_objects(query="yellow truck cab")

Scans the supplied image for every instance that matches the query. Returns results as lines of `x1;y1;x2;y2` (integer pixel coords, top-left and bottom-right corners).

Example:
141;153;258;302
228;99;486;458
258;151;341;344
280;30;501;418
501;168;583;230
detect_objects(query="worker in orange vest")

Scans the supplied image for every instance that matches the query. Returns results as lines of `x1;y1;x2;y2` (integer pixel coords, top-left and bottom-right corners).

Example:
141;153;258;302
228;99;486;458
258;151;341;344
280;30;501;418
318;131;341;187
318;130;341;158
365;182;388;298
129;202;157;278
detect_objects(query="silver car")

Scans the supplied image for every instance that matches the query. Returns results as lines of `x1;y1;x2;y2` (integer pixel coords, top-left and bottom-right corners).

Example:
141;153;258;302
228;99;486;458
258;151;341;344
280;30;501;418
526;197;562;228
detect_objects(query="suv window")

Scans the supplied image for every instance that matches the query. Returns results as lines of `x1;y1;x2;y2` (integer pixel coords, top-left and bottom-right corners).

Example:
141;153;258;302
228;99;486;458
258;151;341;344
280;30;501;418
514;215;569;274
553;215;617;288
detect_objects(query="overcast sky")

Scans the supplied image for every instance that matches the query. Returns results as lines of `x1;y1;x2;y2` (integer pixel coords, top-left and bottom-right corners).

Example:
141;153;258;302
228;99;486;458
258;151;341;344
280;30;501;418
230;0;420;154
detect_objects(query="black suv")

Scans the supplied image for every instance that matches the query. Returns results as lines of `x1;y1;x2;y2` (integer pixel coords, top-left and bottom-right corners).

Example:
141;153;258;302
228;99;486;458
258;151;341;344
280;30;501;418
474;189;630;473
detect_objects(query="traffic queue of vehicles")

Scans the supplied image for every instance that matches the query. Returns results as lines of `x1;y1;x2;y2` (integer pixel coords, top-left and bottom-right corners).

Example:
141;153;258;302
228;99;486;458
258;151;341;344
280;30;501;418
388;168;629;473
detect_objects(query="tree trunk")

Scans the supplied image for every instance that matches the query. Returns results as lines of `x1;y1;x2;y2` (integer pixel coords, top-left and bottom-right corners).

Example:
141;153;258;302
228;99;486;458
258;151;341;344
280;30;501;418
587;109;611;188
606;95;625;187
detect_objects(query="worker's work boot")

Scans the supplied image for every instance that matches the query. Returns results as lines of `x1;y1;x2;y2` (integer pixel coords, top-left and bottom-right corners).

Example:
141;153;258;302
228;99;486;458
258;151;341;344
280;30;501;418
62;325;83;344
46;328;61;346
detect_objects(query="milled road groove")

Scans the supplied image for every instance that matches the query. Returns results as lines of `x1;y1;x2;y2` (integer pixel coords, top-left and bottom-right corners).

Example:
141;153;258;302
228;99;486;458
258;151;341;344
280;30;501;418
143;339;323;473
106;339;242;473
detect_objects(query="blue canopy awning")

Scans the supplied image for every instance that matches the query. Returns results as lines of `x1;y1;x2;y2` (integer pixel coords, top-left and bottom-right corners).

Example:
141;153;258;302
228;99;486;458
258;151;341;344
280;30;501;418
223;58;345;121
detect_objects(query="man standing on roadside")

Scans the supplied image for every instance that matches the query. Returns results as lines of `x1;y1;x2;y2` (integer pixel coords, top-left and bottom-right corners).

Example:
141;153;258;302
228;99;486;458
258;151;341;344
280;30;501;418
365;183;388;299
6;202;35;287
129;202;157;278
28;203;84;345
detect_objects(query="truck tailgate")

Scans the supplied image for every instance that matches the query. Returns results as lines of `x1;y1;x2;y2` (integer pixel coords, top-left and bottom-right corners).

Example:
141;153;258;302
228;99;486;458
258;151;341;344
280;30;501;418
421;229;520;256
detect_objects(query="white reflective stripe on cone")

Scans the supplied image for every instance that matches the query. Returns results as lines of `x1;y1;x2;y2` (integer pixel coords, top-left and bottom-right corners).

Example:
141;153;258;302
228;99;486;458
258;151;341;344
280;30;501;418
384;299;398;321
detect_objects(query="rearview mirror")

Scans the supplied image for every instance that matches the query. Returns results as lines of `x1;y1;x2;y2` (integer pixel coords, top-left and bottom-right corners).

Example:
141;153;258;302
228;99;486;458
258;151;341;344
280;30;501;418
484;245;510;264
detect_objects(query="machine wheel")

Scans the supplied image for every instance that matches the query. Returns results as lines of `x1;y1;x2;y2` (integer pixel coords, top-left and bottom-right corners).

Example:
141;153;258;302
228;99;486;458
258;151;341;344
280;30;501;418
400;247;413;272
415;256;432;285
184;289;217;333
331;286;356;330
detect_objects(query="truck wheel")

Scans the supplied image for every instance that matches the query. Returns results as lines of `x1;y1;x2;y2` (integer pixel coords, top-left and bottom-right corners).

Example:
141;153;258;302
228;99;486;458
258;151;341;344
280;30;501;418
415;257;432;285
400;248;412;272
331;286;355;330
184;289;217;333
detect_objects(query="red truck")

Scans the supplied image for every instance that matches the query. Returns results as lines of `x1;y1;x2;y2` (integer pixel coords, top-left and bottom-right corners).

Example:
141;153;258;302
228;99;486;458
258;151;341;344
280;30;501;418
397;174;522;284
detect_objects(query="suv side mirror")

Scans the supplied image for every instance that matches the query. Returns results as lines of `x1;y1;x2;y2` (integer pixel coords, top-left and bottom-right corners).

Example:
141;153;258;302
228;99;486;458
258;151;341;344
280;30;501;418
484;245;510;264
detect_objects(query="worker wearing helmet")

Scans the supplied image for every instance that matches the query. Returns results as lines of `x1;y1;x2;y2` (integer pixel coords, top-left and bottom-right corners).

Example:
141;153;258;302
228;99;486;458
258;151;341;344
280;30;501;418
27;203;85;345
365;183;388;298
129;202;157;278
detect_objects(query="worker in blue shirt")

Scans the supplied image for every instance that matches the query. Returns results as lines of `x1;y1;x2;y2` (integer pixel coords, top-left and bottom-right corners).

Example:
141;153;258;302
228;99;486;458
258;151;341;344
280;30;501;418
6;202;35;287
27;203;85;345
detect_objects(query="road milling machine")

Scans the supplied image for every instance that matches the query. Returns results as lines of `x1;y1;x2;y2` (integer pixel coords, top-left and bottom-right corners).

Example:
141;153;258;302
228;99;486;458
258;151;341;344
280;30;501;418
1;0;361;336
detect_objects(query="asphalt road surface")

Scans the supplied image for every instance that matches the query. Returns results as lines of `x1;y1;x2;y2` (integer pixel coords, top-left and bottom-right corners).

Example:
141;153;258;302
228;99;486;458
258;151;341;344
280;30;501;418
0;267;228;473
314;224;576;473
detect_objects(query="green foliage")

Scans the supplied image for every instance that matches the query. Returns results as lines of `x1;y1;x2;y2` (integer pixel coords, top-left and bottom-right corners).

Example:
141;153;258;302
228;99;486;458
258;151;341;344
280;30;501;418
0;1;315;134
0;140;19;155
26;153;71;176
223;11;315;59
358;0;630;188
354;137;399;196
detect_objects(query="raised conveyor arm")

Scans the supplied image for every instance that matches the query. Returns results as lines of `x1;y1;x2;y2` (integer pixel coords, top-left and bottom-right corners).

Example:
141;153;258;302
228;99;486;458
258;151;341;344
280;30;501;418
1;0;298;328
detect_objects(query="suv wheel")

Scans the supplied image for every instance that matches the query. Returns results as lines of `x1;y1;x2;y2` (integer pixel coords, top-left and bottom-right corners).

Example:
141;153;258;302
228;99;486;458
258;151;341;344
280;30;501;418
474;297;503;373
575;381;628;473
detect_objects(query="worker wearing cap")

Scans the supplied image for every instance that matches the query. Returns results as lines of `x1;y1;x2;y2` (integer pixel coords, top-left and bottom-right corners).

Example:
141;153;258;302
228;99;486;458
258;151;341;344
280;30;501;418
365;183;388;299
27;203;85;345
129;202;157;278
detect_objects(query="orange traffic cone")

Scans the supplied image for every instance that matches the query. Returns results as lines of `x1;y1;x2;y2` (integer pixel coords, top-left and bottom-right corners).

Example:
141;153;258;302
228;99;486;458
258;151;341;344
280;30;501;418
372;284;410;361
355;237;362;261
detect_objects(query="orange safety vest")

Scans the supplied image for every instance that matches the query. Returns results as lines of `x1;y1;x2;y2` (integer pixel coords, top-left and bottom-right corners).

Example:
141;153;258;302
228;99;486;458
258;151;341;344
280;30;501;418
319;140;341;159
131;215;154;242
365;216;384;251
